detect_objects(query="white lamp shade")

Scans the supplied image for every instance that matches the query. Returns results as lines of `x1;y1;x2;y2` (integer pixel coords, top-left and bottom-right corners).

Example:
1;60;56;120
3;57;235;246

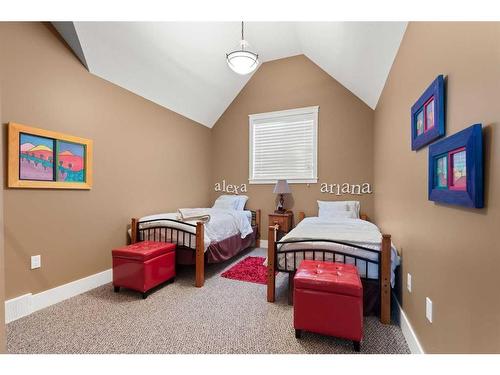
273;179;291;194
226;50;259;75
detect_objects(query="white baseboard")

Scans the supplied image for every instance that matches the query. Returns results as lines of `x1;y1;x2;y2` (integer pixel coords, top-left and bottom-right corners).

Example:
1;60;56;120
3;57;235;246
395;298;425;354
5;294;32;323
259;239;268;248
5;268;112;323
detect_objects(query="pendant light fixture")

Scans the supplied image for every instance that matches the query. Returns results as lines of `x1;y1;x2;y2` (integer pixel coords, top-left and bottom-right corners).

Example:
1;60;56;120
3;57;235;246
226;22;259;75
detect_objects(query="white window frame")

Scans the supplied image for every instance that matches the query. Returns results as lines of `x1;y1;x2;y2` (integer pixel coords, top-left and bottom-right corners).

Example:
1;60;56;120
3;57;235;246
248;106;319;184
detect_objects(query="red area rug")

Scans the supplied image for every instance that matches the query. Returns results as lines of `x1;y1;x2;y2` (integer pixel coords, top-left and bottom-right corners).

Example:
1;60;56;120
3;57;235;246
221;256;274;285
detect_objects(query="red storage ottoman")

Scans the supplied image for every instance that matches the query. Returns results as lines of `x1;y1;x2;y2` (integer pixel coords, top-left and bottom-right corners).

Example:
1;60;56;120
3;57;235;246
294;260;363;352
112;241;176;299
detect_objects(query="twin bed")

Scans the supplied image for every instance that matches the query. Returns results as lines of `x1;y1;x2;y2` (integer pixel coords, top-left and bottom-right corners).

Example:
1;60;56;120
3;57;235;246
267;207;399;324
130;197;399;324
130;195;261;287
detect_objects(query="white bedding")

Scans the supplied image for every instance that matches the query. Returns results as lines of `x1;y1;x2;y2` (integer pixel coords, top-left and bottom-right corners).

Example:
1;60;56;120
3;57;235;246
138;208;253;251
276;217;400;286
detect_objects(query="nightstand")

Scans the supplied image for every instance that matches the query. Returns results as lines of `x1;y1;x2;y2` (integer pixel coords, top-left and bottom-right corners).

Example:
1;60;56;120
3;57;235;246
268;211;294;239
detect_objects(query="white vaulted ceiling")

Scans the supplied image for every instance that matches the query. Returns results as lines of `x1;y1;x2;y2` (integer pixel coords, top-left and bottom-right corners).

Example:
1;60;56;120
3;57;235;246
54;22;407;128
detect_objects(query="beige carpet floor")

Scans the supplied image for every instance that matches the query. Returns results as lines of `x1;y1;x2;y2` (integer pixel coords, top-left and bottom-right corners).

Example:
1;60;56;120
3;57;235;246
7;247;410;354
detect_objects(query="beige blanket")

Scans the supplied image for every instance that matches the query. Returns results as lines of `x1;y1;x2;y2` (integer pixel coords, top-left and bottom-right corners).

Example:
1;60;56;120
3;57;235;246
177;208;211;223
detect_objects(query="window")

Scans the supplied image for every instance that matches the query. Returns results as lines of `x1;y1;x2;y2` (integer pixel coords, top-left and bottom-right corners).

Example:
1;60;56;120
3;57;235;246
249;106;318;184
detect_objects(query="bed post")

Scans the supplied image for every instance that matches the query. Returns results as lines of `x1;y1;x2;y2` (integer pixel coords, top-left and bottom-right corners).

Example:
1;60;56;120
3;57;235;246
380;234;391;324
195;221;205;288
287;210;299;304
255;209;261;247
131;218;138;244
267;224;278;302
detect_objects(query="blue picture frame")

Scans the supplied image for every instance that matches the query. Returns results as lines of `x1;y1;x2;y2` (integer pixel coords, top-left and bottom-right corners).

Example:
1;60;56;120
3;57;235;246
428;124;483;208
411;75;445;150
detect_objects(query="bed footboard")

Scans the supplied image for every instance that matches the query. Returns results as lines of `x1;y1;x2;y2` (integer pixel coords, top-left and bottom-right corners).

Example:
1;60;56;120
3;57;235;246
130;217;204;287
266;223;393;324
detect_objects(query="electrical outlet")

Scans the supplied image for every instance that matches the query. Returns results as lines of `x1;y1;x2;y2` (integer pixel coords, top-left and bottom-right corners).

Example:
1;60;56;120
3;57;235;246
426;297;433;323
407;273;412;293
31;255;41;269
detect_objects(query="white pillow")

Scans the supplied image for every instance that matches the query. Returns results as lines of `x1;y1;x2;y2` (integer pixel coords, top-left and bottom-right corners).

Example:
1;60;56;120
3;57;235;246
213;195;240;210
317;200;360;219
235;195;248;211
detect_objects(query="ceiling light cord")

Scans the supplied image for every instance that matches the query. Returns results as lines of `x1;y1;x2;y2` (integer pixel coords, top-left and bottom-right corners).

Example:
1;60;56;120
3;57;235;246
241;21;245;50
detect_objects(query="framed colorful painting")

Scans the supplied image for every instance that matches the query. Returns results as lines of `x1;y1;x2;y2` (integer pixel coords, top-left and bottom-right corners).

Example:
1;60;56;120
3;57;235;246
411;75;445;150
8;122;93;189
428;124;483;208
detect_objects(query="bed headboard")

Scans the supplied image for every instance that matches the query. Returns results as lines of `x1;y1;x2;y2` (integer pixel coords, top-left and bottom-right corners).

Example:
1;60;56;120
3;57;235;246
295;211;369;225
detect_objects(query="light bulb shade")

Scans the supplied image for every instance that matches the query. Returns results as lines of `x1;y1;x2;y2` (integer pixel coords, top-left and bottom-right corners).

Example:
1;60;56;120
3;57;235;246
226;50;259;75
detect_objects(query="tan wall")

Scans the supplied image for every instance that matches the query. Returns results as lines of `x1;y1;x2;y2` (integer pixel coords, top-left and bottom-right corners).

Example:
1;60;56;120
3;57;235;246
373;22;500;353
0;82;5;352
0;23;212;299
5;21;499;354
212;55;375;238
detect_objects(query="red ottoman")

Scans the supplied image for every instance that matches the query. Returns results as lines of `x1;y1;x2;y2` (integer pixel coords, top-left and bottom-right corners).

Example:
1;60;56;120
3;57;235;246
294;260;363;352
112;241;176;299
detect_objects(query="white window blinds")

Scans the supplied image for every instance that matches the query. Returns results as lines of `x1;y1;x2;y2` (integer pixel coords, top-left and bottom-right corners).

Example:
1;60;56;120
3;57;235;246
249;106;318;184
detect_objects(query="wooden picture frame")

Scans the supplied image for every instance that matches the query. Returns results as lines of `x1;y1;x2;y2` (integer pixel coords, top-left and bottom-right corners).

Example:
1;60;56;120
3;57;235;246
8;122;93;189
411;75;445;150
428;124;483;208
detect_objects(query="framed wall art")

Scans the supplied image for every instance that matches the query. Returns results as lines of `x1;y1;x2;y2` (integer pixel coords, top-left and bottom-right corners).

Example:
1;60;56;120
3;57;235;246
411;75;445;150
8;122;93;189
428;124;483;208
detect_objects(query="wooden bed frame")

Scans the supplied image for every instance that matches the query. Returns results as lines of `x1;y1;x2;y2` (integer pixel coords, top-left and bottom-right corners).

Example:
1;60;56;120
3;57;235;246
130;209;261;288
266;211;392;324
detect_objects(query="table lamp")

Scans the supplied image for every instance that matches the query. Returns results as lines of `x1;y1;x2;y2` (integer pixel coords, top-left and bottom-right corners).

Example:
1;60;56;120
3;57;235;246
273;179;291;213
